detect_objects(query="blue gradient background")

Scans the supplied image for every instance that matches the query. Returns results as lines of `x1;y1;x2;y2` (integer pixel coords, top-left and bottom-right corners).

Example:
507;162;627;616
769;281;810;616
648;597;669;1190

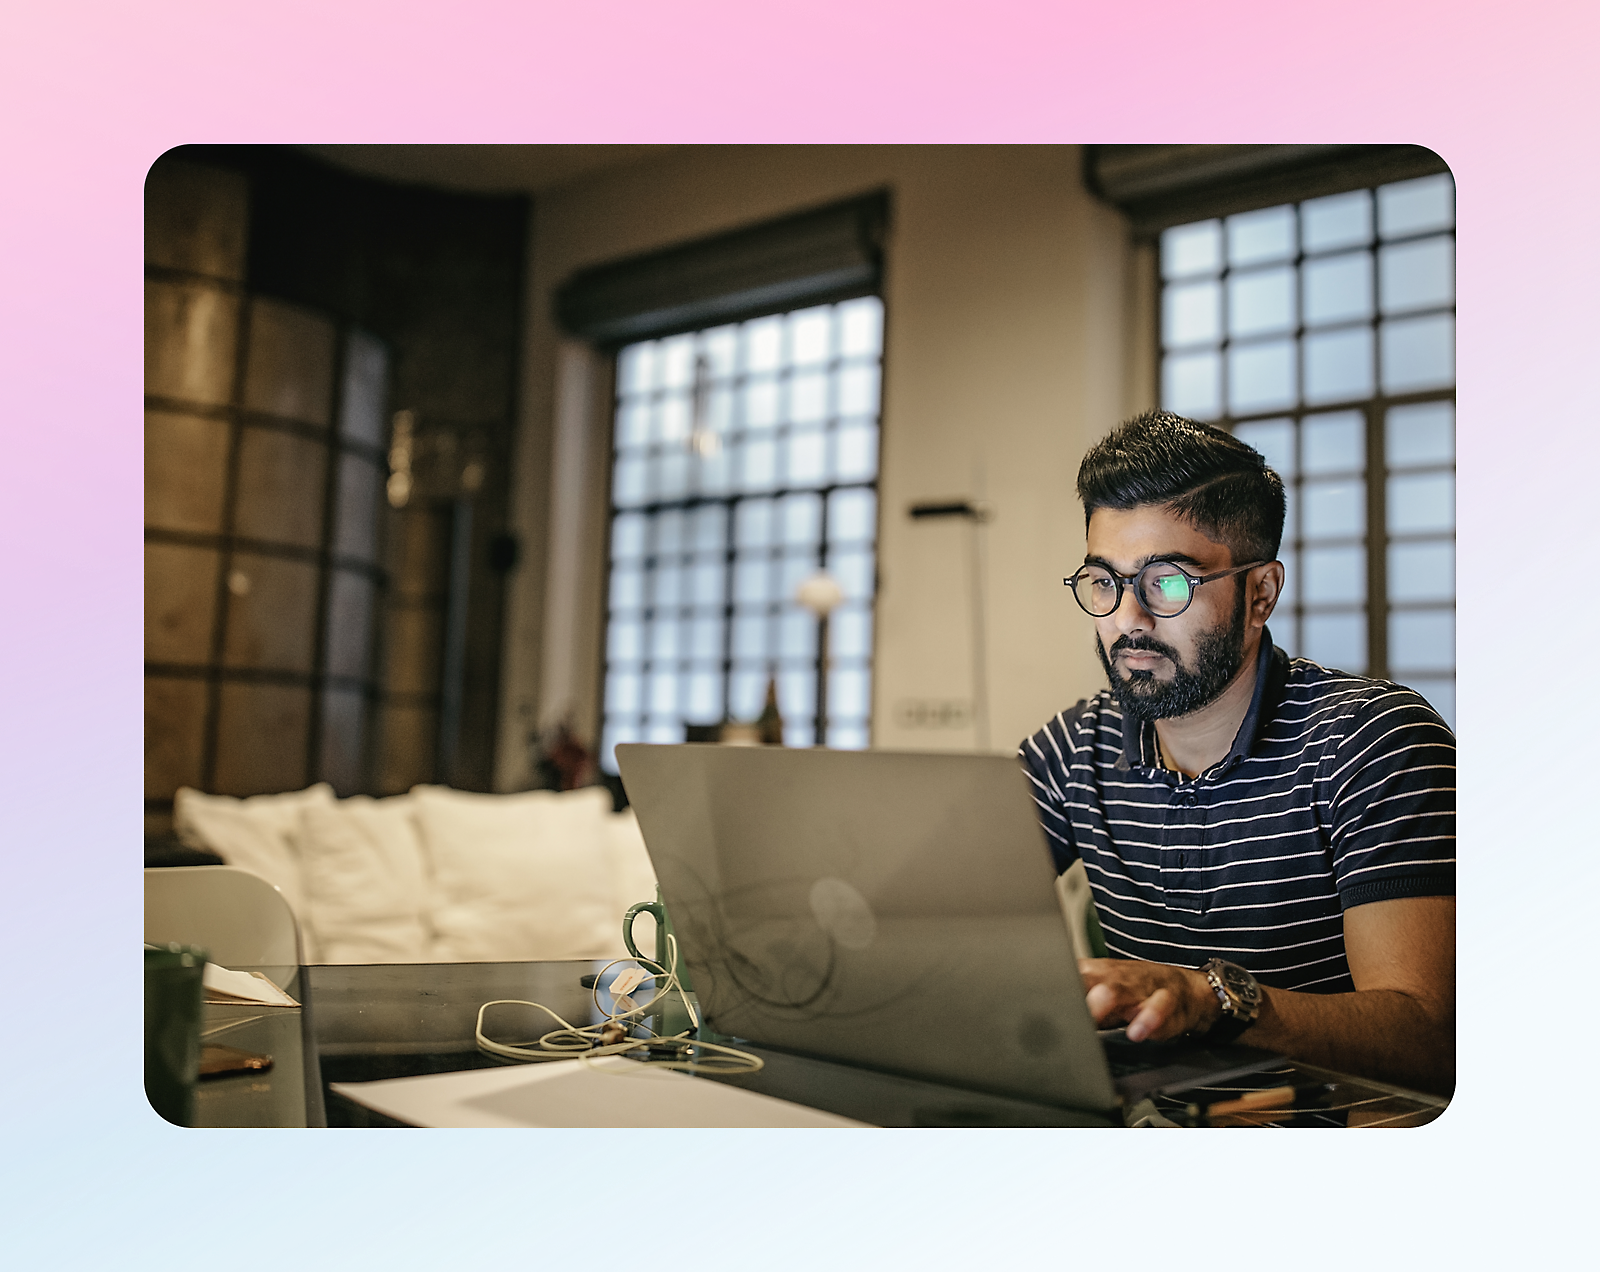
0;0;1593;1264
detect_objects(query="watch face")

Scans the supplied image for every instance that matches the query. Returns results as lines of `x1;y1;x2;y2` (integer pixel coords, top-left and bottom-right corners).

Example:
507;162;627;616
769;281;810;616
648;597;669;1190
1221;964;1261;1009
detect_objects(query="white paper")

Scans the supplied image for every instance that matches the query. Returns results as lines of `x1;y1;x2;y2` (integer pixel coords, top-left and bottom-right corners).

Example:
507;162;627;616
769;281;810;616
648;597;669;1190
202;962;299;1007
331;1056;872;1128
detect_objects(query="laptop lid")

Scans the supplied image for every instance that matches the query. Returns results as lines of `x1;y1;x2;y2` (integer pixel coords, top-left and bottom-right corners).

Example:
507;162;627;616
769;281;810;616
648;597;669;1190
614;744;1120;1113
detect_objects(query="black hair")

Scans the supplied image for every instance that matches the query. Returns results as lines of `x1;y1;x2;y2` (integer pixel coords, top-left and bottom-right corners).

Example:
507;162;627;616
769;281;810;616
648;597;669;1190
1077;410;1286;563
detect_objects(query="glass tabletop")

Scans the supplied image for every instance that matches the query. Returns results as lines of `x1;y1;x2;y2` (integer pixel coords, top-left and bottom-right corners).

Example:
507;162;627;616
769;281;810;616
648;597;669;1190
301;962;1447;1129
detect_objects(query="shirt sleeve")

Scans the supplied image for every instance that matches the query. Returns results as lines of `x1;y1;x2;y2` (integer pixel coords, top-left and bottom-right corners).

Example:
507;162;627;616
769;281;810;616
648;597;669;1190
1325;686;1456;910
1018;705;1089;876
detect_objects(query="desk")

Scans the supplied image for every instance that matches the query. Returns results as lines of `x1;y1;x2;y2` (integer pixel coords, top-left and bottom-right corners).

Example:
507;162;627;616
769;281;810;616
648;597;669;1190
196;962;1447;1127
293;962;1444;1129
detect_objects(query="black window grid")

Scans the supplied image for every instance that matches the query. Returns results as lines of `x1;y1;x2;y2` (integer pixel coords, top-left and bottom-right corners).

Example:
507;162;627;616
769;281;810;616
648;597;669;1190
600;302;883;770
1156;181;1456;723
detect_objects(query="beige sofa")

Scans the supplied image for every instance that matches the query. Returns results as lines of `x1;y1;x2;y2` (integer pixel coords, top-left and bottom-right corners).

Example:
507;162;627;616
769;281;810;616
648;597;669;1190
171;783;659;965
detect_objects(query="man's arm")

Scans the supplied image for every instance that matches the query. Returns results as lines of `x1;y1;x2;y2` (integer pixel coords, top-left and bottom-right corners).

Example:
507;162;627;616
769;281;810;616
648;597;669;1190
1078;894;1455;1095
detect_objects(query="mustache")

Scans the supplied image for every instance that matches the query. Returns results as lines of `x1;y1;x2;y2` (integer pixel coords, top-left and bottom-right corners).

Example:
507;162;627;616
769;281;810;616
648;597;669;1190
1108;635;1180;661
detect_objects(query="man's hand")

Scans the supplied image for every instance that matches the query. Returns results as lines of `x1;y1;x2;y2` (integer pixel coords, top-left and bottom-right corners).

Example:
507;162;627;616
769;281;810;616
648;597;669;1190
1078;958;1221;1043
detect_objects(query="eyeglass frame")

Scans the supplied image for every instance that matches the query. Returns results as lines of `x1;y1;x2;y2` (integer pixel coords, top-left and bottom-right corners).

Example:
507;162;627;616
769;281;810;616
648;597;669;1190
1064;559;1270;619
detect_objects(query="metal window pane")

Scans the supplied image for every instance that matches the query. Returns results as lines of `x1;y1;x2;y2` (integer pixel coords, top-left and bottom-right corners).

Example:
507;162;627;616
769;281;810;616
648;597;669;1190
744;376;780;430
828;667;870;718
1228;340;1296;414
612;455;650;507
779;666;817;719
654;509;685;554
1301;189;1372;255
1228;267;1295;338
687;504;725;551
688;557;725;607
1302;252;1373;327
791;307;832;365
651;563;683;609
728;666;768;719
778;550;817;602
1303;328;1374;405
649;670;680;714
828;488;878;543
645;719;682;743
1270;614;1299;659
1302;612;1366;673
780;492;823;545
1386;402;1454;468
785;428;827;485
838;297;883;358
735;498;774;547
606;670;642;714
838;363;880;416
1380;315;1454;394
826;722;870;750
688;615;722;659
733;557;772;604
1163;280;1222;347
1232;418;1295;478
1226;205;1295;267
1389;610;1454;672
658;394;691;444
740;437;778;491
1162;349;1222;419
610;565;644;611
1388;472;1454;534
611;512;647;559
1379;237;1454;315
826;547;876;601
617;342;655;395
616;400;651;448
685;669;722;721
703;325;739;377
659;335;695;388
789;370;829;424
1302;411;1365;476
608;619;643;664
649;619;680;661
744;316;784;372
1388;541;1454;603
1161;220;1222;279
1377;174;1454;239
1302;545;1366;605
833;422;879;482
1302;479;1364;539
779;611;818;659
830;606;874;659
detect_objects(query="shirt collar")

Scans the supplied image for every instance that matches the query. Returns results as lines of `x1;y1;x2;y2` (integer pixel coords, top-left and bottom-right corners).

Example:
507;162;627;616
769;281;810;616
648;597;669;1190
1116;627;1288;775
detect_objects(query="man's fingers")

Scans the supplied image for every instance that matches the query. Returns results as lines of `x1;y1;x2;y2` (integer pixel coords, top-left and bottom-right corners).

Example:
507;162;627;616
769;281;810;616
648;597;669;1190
1124;987;1177;1043
1084;981;1121;1024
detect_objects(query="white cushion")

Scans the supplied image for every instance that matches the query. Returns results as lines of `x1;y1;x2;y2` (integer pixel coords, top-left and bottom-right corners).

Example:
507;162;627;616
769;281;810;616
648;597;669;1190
172;784;334;928
297;796;431;964
410;785;623;962
604;808;660;958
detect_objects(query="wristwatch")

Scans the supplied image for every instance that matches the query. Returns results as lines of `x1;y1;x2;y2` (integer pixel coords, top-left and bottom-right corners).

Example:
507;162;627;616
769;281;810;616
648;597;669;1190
1199;958;1262;1045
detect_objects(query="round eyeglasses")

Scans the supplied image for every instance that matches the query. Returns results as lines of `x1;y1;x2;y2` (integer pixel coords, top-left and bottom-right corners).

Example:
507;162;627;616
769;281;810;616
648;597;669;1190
1065;559;1268;618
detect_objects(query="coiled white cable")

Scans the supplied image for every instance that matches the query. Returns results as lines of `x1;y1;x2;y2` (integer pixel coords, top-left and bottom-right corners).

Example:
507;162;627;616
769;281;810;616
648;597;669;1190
474;933;763;1076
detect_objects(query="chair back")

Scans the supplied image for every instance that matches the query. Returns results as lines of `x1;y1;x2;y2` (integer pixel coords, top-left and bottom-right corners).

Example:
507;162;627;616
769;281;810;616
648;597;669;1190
144;866;303;983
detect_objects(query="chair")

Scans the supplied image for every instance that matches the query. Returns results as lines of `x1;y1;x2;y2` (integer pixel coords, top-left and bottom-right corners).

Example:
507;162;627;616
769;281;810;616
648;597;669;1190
144;866;303;988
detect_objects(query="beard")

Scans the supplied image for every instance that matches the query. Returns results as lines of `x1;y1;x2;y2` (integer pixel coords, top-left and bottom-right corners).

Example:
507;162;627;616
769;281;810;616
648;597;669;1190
1096;586;1249;722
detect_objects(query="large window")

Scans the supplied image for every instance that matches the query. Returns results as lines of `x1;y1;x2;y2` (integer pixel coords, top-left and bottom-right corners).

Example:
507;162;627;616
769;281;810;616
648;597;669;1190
599;297;883;771
1159;173;1456;727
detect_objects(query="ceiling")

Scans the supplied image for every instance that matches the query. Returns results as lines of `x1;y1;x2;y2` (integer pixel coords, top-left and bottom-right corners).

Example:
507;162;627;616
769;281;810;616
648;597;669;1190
298;144;679;194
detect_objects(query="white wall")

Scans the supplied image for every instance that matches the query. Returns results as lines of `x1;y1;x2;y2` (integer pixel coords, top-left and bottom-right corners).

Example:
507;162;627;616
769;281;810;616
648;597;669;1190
496;145;1154;790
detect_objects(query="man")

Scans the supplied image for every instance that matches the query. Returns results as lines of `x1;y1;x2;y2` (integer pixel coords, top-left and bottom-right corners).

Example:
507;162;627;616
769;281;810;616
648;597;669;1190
1021;411;1455;1095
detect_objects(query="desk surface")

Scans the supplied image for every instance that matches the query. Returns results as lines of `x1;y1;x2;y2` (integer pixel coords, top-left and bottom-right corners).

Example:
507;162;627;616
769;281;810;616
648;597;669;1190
195;963;1446;1127
284;962;1445;1129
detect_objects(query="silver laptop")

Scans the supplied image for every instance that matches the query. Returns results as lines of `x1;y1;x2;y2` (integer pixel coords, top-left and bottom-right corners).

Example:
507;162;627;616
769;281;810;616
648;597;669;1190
614;744;1280;1114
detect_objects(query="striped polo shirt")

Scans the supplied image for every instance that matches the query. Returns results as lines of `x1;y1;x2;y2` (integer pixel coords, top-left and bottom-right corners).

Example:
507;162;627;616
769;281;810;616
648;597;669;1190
1019;631;1456;993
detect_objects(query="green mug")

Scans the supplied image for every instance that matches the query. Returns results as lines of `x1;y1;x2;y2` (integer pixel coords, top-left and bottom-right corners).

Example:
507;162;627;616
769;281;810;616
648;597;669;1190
145;943;207;1126
623;889;692;993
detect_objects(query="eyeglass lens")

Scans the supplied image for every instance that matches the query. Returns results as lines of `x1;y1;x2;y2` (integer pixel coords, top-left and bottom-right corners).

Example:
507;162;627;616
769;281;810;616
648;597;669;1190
1074;563;1194;617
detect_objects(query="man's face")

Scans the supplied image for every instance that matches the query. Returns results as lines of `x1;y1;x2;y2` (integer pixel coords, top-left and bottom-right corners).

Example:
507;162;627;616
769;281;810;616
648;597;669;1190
1083;504;1252;722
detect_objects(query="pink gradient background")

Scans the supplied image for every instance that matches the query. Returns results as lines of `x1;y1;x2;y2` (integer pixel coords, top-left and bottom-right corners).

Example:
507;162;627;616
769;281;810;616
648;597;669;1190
0;0;1593;1261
